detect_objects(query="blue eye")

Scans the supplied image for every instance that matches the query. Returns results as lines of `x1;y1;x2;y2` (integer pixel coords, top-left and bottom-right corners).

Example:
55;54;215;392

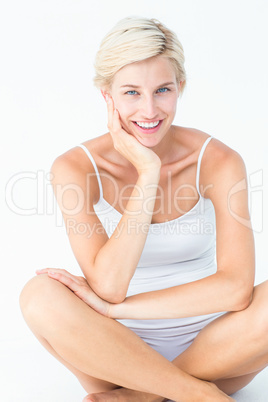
125;88;170;95
157;87;169;93
126;90;138;95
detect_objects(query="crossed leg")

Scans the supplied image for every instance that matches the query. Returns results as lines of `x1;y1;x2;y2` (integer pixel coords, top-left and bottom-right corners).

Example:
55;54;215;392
172;281;268;395
20;274;268;401
21;274;235;401
87;281;268;401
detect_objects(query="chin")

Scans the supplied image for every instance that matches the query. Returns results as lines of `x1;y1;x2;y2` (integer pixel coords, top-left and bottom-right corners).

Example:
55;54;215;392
135;136;160;148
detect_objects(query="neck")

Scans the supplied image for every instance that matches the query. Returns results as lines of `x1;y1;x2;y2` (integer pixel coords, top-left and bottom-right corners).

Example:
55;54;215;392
149;125;177;164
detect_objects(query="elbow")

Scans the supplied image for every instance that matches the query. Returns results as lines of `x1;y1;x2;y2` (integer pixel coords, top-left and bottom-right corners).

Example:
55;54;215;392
86;276;127;304
233;295;251;311
231;281;254;312
101;290;127;304
217;270;254;312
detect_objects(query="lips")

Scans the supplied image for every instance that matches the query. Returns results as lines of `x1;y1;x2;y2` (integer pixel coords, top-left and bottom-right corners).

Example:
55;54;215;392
133;120;163;133
135;120;160;129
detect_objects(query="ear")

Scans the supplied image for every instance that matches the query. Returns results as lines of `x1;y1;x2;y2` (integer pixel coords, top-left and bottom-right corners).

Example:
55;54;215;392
176;81;183;98
101;89;110;102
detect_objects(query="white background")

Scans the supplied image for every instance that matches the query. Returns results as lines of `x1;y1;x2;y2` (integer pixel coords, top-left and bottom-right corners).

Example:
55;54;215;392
1;0;268;401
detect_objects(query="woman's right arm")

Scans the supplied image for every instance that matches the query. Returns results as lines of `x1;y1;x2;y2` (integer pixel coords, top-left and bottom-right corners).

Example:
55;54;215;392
50;98;161;303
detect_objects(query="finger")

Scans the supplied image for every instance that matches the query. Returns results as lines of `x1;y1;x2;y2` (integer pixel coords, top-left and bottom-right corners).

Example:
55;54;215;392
36;268;54;275
44;271;93;307
106;96;115;132
113;108;123;132
36;268;69;275
36;268;80;285
107;97;122;136
46;270;80;293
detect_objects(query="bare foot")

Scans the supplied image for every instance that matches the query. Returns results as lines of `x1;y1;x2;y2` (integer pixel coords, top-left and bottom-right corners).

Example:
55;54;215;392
83;387;166;402
83;383;235;402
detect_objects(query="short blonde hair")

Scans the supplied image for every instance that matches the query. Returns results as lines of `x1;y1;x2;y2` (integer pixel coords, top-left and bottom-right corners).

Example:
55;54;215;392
93;16;186;94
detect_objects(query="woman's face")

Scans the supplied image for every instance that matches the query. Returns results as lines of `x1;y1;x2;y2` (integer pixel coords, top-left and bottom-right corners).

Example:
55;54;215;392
107;56;181;148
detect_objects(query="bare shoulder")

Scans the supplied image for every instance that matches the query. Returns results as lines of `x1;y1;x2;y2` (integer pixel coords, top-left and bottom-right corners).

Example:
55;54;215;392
200;136;247;200
175;126;241;160
203;136;246;178
174;126;247;198
50;134;112;203
52;135;111;175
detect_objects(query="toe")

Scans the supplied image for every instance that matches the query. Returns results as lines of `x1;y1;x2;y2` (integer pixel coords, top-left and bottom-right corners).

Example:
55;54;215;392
83;395;94;402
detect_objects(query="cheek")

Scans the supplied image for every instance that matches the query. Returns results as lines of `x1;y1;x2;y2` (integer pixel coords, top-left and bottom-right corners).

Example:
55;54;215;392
164;97;178;115
114;100;136;120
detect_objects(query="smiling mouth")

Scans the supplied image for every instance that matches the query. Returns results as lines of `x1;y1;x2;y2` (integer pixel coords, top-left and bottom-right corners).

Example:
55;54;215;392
134;120;161;129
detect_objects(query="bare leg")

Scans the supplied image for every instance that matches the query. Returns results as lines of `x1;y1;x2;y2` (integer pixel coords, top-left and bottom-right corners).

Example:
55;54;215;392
20;275;120;394
20;274;232;401
89;281;268;401
173;282;268;386
34;333;118;394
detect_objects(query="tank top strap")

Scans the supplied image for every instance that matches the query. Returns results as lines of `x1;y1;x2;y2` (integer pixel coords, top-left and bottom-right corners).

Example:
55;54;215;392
196;136;213;197
78;144;103;199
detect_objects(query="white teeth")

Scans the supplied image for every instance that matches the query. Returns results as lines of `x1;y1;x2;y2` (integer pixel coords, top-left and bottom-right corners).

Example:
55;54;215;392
136;121;160;129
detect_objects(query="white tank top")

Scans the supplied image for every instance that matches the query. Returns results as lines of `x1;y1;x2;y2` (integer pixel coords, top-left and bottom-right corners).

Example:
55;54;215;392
78;137;218;328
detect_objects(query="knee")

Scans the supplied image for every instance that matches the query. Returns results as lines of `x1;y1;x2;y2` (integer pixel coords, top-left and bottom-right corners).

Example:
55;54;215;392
19;274;60;321
250;281;268;337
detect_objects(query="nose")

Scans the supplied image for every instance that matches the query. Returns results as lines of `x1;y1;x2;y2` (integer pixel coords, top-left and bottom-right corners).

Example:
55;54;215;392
140;95;159;119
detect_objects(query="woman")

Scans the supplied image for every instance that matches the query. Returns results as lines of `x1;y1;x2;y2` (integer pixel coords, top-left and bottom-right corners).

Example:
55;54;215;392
20;16;268;402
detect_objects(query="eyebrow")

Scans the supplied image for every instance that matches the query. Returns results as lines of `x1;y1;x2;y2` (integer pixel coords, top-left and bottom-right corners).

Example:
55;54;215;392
120;82;176;88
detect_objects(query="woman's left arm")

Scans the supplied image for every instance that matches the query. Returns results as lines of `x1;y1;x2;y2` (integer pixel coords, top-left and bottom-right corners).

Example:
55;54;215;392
109;142;255;320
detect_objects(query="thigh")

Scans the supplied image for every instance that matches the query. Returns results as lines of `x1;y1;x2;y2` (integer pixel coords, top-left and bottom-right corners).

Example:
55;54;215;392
22;274;191;398
213;370;262;396
37;332;119;394
21;275;119;394
173;281;268;382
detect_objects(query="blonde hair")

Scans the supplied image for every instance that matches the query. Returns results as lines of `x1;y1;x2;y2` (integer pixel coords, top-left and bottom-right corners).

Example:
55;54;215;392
93;16;186;94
